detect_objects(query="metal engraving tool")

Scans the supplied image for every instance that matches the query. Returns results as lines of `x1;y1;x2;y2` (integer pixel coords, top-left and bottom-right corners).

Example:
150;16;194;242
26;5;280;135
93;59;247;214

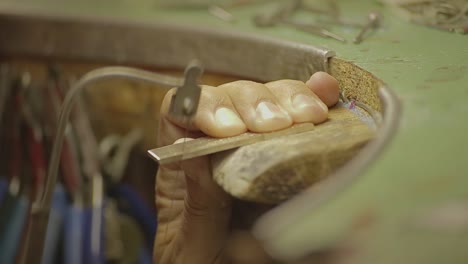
168;60;203;119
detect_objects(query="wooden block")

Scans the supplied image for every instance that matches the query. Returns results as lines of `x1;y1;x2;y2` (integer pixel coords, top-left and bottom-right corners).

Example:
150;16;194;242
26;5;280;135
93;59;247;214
211;106;375;204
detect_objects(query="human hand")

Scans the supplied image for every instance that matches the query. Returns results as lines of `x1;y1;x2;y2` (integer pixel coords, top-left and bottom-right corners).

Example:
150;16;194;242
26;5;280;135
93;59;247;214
154;72;340;264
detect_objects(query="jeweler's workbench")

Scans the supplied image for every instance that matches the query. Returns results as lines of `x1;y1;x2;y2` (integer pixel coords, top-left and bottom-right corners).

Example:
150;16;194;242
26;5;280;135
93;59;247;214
0;0;467;263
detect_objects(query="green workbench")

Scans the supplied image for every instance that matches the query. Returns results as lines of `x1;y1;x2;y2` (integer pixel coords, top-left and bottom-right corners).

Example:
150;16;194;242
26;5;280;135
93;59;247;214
1;0;467;263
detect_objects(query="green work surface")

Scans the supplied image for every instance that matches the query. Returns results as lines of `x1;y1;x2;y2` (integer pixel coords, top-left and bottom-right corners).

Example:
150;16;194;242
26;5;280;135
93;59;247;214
1;0;467;263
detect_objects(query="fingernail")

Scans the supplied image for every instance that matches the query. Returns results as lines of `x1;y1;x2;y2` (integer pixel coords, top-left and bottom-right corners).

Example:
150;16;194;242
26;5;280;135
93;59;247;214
256;101;291;122
293;94;328;112
318;100;328;112
215;107;245;129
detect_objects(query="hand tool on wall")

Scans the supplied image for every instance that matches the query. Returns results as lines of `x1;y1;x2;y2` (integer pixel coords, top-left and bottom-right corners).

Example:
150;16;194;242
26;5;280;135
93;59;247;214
44;72;83;200
63;72;106;264
0;65;12;206
63;201;85;264
21;60;204;261
47;70;107;264
0;179;8;208
18;70;86;264
0;194;29;263
16;80;51;264
15;67;86;263
99;129;157;252
0;64;12;132
0;79;22;262
0;74;35;264
110;184;156;250
100;129;143;184
41;184;67;264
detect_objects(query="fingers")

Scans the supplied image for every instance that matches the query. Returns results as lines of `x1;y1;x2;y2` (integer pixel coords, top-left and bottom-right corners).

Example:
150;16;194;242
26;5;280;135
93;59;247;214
160;85;247;139
265;79;329;124
306;71;340;107
180;154;232;263
154;72;340;263
159;72;340;141
218;80;293;132
154;140;232;263
174;138;231;211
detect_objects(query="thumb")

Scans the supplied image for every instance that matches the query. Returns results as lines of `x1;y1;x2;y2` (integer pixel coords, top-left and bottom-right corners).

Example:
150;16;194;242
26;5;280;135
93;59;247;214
183;156;231;212
171;137;231;211
177;144;232;263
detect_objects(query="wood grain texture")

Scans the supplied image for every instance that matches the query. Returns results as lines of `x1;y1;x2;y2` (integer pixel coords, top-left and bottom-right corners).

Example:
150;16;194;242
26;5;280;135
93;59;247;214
211;106;375;204
329;57;382;112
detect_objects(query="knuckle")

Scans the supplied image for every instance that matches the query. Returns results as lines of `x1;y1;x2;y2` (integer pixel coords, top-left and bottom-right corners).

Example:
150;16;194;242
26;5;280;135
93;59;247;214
267;79;305;89
219;80;262;91
200;86;230;108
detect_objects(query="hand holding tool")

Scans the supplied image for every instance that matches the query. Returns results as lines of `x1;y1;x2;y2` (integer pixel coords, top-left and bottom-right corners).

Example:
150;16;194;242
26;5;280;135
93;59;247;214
168;60;203;119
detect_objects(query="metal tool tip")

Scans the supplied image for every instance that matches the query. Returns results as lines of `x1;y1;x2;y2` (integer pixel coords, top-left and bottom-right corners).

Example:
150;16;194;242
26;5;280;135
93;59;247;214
185;60;204;76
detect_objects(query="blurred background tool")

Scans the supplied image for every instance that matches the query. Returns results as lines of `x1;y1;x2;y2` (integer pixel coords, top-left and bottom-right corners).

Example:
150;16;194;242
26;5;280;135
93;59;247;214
379;0;468;33
0;75;34;264
252;0;381;43
0;65;11;127
353;12;382;44
100;130;156;261
0;61;198;263
29;61;202;263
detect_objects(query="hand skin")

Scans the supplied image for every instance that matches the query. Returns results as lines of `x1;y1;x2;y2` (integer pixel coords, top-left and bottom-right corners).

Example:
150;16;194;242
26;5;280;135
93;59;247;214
153;72;340;264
